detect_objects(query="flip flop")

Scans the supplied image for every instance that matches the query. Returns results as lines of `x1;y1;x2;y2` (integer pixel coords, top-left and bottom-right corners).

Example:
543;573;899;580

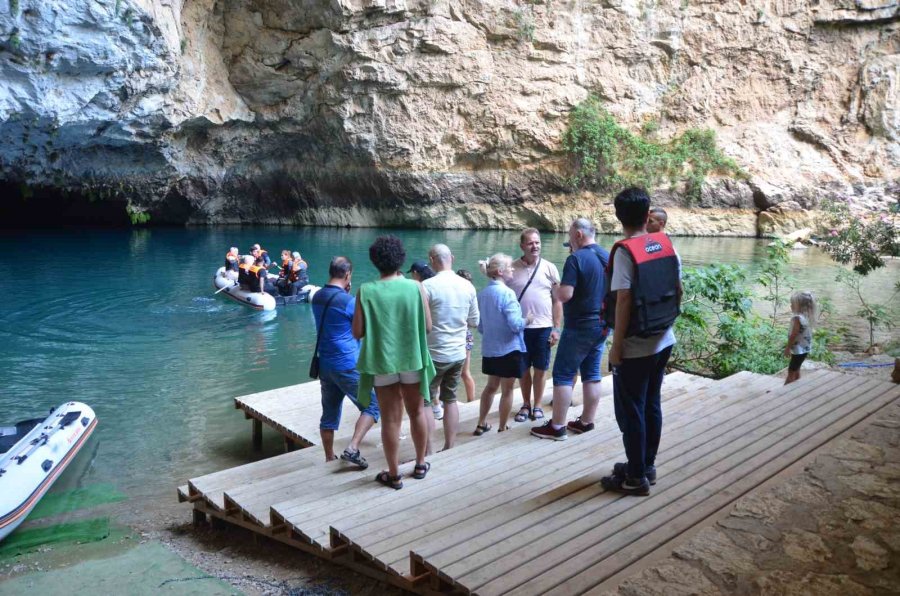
375;471;403;490
473;423;492;436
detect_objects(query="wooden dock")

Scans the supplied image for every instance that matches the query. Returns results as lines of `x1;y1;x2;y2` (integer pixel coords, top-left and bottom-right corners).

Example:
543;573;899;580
179;369;900;594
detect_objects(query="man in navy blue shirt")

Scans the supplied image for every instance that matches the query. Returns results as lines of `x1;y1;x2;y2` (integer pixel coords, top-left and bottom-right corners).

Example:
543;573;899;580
532;218;609;441
311;256;379;467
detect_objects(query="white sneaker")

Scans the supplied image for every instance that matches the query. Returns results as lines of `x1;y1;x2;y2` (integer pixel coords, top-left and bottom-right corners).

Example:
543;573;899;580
432;402;444;420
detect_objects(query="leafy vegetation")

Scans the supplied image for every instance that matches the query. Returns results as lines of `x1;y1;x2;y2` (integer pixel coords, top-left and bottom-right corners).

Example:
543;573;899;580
562;97;744;203
835;268;898;351
9;0;19;17
671;242;835;378
819;197;900;276
513;9;535;42
9;30;21;50
126;203;150;226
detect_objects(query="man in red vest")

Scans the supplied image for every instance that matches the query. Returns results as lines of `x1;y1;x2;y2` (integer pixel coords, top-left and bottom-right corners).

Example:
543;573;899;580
602;187;682;496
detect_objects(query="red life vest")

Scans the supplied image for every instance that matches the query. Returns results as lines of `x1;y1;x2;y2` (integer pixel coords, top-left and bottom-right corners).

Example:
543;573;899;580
280;258;291;278
603;232;680;337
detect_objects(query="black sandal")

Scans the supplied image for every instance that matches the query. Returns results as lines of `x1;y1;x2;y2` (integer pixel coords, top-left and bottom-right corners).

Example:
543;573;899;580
375;471;403;490
473;424;492;436
514;406;531;423
412;462;431;479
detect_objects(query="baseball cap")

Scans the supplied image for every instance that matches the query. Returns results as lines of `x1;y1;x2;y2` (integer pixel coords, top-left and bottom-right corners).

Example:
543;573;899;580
408;260;429;274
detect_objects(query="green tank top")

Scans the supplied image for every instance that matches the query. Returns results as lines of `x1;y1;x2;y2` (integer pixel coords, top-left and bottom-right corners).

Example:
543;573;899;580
356;277;436;404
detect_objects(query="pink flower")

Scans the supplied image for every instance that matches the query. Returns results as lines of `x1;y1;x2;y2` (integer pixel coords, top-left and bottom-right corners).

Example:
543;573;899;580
829;229;838;237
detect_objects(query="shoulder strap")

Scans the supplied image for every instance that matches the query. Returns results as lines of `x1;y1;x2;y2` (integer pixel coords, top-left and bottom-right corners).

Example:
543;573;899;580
517;257;542;302
312;290;343;358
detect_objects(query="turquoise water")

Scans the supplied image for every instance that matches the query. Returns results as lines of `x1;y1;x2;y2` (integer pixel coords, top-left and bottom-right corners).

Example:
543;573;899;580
0;228;897;510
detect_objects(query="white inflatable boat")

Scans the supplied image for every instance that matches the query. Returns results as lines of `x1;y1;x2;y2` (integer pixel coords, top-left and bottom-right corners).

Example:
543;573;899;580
213;267;277;311
213;267;320;310
0;402;98;541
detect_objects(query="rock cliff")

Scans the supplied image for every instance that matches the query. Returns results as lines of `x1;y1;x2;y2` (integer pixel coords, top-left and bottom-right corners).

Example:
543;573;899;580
0;0;897;233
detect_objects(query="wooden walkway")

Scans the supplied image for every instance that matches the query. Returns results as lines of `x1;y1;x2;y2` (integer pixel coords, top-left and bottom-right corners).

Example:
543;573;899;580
179;370;900;594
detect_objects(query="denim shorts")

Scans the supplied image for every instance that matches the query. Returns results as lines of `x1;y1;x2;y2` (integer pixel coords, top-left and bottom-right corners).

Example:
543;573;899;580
319;367;379;430
552;324;608;386
523;327;553;371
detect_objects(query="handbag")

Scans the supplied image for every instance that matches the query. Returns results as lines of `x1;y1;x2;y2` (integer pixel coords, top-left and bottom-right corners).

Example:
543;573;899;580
309;290;341;379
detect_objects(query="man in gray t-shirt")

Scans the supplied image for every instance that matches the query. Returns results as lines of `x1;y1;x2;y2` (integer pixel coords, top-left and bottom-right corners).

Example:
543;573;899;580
601;188;682;497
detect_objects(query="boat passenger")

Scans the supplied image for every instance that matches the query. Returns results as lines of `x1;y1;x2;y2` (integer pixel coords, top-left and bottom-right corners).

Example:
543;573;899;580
288;251;310;296
225;247;240;273
237;255;258;290
275;249;293;295
250;244;272;267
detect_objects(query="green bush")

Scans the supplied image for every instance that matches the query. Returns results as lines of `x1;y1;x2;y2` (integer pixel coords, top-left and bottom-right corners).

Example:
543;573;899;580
819;198;900;276
671;243;835;378
563;96;744;203
126;204;150;226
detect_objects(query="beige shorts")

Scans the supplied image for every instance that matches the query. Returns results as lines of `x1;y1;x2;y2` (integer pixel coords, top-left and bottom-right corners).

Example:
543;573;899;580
373;371;421;387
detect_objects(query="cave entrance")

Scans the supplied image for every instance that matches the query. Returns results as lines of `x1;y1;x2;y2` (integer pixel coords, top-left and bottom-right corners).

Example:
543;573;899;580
0;182;132;229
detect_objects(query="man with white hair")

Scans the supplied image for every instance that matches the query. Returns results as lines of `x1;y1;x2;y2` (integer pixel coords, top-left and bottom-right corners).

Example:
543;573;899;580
532;218;610;441
423;243;480;451
225;247;240;273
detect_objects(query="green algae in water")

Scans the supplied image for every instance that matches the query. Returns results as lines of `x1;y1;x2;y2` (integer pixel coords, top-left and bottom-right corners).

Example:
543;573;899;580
27;483;128;521
0;517;125;559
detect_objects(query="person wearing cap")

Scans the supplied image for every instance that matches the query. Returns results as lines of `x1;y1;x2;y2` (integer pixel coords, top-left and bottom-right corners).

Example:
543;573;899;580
408;259;439;419
531;217;609;441
507;228;562;423
422;244;479;451
408;260;436;282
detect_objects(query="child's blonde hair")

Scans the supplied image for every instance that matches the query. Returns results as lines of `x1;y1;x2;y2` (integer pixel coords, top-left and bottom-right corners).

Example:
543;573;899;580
790;291;816;327
479;253;513;279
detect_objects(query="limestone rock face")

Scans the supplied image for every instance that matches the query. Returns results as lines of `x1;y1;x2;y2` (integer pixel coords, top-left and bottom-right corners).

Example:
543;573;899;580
0;0;897;230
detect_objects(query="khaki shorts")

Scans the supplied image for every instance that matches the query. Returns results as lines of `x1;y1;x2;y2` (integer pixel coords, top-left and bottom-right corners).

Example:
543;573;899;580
429;359;465;404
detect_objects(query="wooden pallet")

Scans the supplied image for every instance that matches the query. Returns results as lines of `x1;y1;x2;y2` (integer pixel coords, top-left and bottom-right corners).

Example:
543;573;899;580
180;370;899;594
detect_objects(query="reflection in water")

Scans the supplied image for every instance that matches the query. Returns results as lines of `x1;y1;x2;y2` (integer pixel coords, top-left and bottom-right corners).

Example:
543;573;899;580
0;228;896;507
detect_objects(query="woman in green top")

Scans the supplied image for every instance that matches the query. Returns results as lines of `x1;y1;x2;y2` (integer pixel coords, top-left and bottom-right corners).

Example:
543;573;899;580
352;236;436;490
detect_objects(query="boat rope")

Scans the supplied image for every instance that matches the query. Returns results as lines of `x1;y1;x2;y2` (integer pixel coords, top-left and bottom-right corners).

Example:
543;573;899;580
837;362;895;368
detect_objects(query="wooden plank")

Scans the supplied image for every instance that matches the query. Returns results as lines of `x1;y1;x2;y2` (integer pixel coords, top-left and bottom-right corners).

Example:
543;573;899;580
348;376;788;568
323;374;778;563
549;380;900;596
469;375;884;595
419;371;843;588
269;370;708;531
381;376;787;572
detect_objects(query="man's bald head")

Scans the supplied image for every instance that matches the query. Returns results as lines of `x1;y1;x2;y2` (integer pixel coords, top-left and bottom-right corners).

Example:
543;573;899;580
429;243;453;272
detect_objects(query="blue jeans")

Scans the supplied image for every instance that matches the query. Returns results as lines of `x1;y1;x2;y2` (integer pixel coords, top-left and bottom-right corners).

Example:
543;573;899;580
613;346;672;480
552;324;607;386
319;368;379;430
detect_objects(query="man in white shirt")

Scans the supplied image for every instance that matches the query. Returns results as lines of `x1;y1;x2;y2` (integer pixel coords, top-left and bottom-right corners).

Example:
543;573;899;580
507;229;562;422
423;243;480;451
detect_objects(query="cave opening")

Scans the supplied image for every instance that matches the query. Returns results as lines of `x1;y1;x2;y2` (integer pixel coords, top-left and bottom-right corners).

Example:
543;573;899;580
0;181;133;229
